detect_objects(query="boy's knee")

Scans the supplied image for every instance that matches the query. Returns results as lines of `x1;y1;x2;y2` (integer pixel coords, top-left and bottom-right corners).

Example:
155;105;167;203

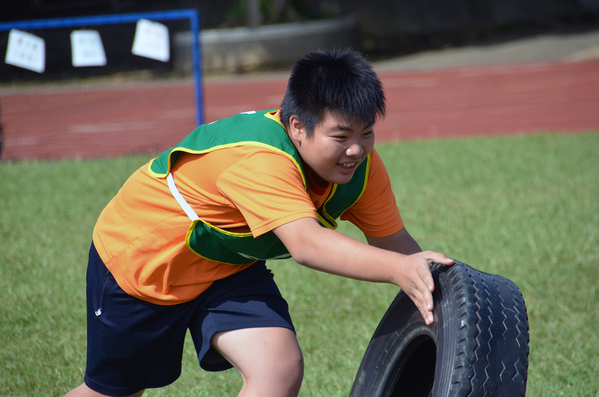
246;348;304;396
271;357;304;396
265;348;304;385
213;327;304;395
280;348;304;383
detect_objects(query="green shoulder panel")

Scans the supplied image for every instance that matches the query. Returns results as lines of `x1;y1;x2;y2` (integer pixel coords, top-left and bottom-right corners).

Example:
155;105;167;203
317;154;371;229
186;219;291;265
148;110;305;192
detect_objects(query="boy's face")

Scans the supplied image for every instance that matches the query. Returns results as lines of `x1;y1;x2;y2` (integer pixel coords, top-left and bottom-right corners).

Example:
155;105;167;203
288;111;375;186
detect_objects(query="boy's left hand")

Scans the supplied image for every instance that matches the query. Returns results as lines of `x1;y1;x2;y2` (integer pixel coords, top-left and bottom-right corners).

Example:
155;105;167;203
393;251;454;325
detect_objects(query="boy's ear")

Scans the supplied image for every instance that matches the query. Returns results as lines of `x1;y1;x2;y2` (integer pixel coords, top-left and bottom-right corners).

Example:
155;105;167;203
287;115;305;143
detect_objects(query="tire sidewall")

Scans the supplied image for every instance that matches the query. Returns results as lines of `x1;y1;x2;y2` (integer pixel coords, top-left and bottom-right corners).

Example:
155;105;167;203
351;266;460;397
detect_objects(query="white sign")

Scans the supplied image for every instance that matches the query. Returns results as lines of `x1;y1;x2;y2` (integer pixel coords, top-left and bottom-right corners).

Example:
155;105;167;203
5;29;46;73
71;30;107;67
131;19;170;62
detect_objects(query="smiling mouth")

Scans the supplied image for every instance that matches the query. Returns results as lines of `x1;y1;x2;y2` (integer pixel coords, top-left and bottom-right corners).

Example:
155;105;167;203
339;162;356;168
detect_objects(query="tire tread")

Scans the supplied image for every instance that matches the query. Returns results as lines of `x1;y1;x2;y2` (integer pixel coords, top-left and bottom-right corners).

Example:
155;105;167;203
436;262;529;397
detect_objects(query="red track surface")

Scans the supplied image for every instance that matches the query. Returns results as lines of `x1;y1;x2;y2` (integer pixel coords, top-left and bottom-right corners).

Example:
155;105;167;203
1;59;598;161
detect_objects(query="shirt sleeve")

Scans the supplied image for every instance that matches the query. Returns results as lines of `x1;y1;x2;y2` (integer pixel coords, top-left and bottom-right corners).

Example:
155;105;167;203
216;150;318;237
340;149;404;237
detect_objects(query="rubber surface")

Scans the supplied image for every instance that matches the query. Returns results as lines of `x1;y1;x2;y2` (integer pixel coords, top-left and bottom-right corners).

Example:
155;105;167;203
350;260;529;397
3;59;598;161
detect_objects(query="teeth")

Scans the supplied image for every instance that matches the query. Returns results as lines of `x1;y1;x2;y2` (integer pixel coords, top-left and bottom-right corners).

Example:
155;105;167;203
341;163;356;168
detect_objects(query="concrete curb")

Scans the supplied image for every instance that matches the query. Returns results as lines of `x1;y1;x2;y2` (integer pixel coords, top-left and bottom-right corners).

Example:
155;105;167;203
174;15;359;73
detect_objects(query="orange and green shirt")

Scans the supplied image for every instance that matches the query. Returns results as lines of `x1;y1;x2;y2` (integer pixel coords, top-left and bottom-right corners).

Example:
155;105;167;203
92;110;404;305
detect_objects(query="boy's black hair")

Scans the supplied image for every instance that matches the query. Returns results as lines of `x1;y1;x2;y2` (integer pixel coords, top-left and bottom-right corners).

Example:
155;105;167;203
280;48;386;135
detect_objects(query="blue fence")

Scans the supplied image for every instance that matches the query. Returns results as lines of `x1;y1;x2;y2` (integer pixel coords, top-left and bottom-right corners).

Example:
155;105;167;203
0;9;204;125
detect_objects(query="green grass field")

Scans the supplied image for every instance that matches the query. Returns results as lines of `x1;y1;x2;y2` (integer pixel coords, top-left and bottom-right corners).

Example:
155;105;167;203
1;132;597;396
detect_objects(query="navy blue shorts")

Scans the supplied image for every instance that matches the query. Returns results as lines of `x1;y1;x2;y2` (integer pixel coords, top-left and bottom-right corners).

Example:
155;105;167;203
84;243;295;396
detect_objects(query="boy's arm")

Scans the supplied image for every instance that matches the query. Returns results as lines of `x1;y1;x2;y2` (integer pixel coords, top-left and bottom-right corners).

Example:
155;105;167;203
273;217;453;325
365;227;422;255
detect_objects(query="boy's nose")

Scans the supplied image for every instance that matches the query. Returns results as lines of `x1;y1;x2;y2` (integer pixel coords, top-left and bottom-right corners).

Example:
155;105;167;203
346;142;363;158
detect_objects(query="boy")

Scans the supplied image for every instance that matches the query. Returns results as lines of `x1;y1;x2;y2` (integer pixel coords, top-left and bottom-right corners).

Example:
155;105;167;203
65;49;453;397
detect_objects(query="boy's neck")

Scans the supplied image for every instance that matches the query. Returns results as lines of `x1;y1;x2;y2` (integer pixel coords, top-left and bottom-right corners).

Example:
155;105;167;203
304;164;330;195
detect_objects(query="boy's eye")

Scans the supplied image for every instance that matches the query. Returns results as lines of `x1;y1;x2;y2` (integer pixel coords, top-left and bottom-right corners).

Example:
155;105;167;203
363;130;374;138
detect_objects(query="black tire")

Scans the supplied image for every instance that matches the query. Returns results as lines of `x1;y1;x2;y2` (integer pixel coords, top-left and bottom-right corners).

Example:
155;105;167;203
350;260;529;397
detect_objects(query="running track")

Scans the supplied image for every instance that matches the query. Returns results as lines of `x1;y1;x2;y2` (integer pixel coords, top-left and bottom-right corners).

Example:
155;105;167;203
1;59;598;161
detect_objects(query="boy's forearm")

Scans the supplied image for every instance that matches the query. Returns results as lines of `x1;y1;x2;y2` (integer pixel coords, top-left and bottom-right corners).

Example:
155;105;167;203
365;227;422;256
289;224;404;285
274;217;453;325
275;218;421;283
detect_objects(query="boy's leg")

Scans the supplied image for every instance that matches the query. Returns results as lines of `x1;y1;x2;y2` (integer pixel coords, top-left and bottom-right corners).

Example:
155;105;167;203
212;327;304;397
64;383;144;397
